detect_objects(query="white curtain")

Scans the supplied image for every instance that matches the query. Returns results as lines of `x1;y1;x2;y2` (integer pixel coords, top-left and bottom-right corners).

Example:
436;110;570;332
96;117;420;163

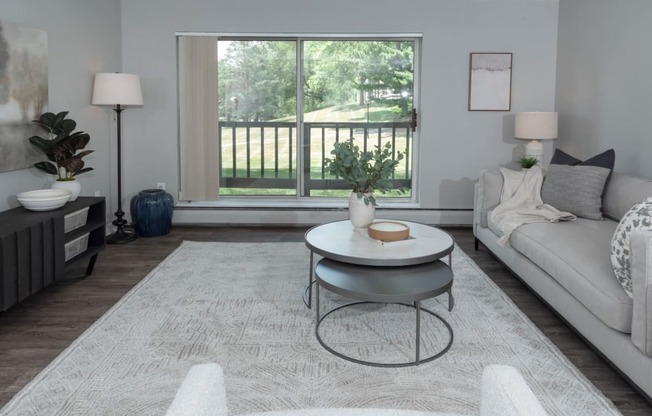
178;36;219;201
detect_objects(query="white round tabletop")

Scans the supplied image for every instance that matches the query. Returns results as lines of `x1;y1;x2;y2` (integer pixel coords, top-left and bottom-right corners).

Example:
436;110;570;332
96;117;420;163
304;220;454;266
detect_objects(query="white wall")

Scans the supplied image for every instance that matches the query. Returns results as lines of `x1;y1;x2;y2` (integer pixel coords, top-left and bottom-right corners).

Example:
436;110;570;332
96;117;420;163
120;0;559;225
0;0;122;214
556;0;652;178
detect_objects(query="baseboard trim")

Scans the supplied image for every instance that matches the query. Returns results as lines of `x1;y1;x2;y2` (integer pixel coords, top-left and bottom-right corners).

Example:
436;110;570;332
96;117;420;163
173;208;473;226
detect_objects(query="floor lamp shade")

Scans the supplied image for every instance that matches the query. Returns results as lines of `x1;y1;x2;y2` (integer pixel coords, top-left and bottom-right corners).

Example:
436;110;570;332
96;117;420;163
92;73;143;106
515;112;558;160
92;72;143;244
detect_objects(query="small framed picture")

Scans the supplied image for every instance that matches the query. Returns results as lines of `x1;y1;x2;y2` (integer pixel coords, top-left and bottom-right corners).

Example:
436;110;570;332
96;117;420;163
468;52;512;111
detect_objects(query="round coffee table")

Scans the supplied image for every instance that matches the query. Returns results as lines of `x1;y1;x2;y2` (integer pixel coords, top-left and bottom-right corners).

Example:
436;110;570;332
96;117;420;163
303;220;455;307
303;220;455;366
314;258;454;367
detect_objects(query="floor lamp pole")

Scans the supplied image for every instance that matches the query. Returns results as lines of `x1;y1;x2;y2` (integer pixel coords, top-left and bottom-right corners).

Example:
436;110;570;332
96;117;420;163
106;104;137;244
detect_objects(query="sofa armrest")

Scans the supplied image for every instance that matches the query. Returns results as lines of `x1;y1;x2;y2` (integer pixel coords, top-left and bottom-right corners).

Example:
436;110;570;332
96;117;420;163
166;363;228;416
631;230;652;356
480;365;548;416
474;170;504;233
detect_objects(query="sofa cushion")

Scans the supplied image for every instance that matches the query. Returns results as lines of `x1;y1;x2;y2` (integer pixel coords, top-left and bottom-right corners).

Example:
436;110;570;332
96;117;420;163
507;218;633;333
603;172;652;221
611;197;652;298
541;164;610;220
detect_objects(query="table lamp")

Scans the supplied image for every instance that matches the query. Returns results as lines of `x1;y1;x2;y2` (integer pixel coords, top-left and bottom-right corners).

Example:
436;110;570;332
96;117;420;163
92;72;143;244
515;112;558;161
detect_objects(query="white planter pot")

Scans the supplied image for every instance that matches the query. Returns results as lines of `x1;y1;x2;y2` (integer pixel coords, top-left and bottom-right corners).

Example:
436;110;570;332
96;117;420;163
51;179;81;202
348;192;375;230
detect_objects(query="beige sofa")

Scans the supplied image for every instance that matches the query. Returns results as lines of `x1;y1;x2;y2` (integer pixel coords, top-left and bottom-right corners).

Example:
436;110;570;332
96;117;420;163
474;170;652;399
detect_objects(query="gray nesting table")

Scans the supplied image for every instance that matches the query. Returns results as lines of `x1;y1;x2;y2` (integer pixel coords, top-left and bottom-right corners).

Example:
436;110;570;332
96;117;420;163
304;220;455;367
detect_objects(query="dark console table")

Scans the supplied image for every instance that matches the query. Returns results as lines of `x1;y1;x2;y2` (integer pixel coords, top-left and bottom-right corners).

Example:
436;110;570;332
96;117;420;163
0;197;106;311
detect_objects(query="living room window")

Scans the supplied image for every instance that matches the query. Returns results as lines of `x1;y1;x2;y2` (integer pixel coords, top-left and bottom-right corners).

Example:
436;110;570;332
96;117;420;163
177;34;420;204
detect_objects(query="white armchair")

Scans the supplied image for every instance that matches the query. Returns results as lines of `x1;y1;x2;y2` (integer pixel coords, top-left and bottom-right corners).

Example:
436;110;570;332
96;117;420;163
166;363;549;416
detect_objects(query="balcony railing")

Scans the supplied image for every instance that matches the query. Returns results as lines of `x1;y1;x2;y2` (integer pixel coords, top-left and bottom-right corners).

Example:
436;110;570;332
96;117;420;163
218;121;412;196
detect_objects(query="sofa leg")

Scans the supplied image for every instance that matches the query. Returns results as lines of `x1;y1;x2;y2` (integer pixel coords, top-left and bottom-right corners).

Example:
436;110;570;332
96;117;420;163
474;237;479;251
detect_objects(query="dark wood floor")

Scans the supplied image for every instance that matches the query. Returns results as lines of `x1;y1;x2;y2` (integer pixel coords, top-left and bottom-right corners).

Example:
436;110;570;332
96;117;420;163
0;226;650;415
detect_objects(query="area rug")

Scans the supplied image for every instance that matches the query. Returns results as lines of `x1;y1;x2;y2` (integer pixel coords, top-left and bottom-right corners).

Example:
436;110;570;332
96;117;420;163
0;242;620;415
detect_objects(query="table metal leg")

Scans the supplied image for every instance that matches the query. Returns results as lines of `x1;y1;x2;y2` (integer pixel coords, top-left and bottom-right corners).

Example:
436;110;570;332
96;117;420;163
315;278;320;324
415;300;421;364
303;251;315;309
308;251;314;308
448;288;454;312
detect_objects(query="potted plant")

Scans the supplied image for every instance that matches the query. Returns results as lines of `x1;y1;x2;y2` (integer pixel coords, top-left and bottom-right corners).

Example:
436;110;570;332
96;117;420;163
28;111;93;201
517;156;539;170
324;139;404;229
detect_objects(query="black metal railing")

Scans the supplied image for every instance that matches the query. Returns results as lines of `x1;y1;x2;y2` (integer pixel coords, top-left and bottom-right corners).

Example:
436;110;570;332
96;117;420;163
218;121;412;196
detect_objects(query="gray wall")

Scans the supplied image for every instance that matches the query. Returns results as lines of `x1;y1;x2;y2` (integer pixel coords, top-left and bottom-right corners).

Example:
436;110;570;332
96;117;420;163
0;0;122;213
556;0;652;178
0;1;559;224
120;0;559;224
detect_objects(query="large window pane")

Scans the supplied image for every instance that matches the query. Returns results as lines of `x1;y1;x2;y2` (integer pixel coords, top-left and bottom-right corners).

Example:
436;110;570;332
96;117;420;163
218;40;297;196
302;40;414;200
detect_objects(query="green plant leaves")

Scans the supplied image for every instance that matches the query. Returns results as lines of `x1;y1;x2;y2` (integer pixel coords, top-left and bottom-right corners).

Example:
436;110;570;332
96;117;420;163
34;161;58;175
324;138;405;205
518;156;539;169
28;112;93;179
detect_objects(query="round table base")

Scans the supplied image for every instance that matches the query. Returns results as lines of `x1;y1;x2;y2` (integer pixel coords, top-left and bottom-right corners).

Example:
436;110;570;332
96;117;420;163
315;301;454;368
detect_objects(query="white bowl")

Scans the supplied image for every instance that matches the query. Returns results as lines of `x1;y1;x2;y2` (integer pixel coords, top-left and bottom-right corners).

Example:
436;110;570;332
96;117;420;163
17;189;73;211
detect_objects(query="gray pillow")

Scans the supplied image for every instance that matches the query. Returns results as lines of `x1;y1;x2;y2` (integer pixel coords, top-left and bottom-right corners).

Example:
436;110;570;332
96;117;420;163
541;164;611;220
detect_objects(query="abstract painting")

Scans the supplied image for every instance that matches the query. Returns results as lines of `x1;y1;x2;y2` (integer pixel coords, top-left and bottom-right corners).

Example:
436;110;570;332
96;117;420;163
468;52;512;111
0;20;48;173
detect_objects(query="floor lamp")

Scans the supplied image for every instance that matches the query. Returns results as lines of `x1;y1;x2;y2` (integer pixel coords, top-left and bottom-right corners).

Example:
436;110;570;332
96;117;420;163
92;73;143;244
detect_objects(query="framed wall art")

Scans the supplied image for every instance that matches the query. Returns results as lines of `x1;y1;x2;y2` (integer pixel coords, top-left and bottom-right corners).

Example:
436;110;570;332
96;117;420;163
468;52;512;111
0;19;48;173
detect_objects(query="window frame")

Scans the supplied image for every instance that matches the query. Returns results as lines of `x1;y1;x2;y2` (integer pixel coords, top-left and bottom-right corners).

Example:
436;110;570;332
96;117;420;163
176;32;422;207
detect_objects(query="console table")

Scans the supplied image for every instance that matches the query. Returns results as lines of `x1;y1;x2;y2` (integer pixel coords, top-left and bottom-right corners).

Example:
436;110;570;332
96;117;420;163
0;197;106;311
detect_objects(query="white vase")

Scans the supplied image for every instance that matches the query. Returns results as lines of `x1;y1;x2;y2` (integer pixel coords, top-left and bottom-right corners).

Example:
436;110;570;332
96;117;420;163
348;192;375;230
51;179;81;202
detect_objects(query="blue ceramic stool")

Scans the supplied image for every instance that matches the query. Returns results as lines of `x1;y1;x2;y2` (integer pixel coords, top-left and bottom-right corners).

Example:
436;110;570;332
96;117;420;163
130;189;174;237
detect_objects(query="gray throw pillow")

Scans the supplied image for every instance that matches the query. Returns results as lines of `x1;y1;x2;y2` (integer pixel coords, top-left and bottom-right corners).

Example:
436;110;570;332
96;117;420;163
541;164;611;220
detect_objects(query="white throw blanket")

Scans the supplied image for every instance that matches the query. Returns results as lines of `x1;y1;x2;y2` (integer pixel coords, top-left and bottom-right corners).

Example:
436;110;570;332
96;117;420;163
490;165;576;247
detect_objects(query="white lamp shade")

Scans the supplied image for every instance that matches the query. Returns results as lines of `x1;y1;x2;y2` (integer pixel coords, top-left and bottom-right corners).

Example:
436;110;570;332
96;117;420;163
92;73;143;106
515;112;558;140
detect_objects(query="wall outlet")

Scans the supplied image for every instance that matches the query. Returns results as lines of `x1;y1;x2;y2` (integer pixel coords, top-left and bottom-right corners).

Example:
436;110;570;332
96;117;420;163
157;182;166;190
94;191;101;196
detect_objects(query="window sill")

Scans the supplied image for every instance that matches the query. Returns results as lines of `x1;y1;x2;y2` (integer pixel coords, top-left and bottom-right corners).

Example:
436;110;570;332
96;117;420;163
175;199;420;210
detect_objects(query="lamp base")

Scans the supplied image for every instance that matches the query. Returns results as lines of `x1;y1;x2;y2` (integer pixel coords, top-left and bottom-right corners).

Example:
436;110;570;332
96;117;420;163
106;209;137;244
525;139;544;161
106;227;137;244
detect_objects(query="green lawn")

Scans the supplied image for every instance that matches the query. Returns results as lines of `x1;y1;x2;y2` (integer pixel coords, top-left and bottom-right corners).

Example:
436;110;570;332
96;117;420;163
219;102;412;198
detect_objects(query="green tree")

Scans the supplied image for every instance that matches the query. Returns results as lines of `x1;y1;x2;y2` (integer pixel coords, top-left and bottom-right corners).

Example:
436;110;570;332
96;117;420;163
218;40;296;121
217;39;414;120
305;41;413;106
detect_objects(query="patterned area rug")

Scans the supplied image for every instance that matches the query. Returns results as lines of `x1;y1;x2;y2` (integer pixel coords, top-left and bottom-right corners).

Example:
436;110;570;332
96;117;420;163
0;242;620;415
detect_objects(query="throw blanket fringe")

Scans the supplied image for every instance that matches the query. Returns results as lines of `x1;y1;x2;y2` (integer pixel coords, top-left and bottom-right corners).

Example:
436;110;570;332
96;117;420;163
491;166;576;247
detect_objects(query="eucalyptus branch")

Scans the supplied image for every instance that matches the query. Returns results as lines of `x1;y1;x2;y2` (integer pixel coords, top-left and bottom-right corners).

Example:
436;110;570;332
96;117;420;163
324;139;405;206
